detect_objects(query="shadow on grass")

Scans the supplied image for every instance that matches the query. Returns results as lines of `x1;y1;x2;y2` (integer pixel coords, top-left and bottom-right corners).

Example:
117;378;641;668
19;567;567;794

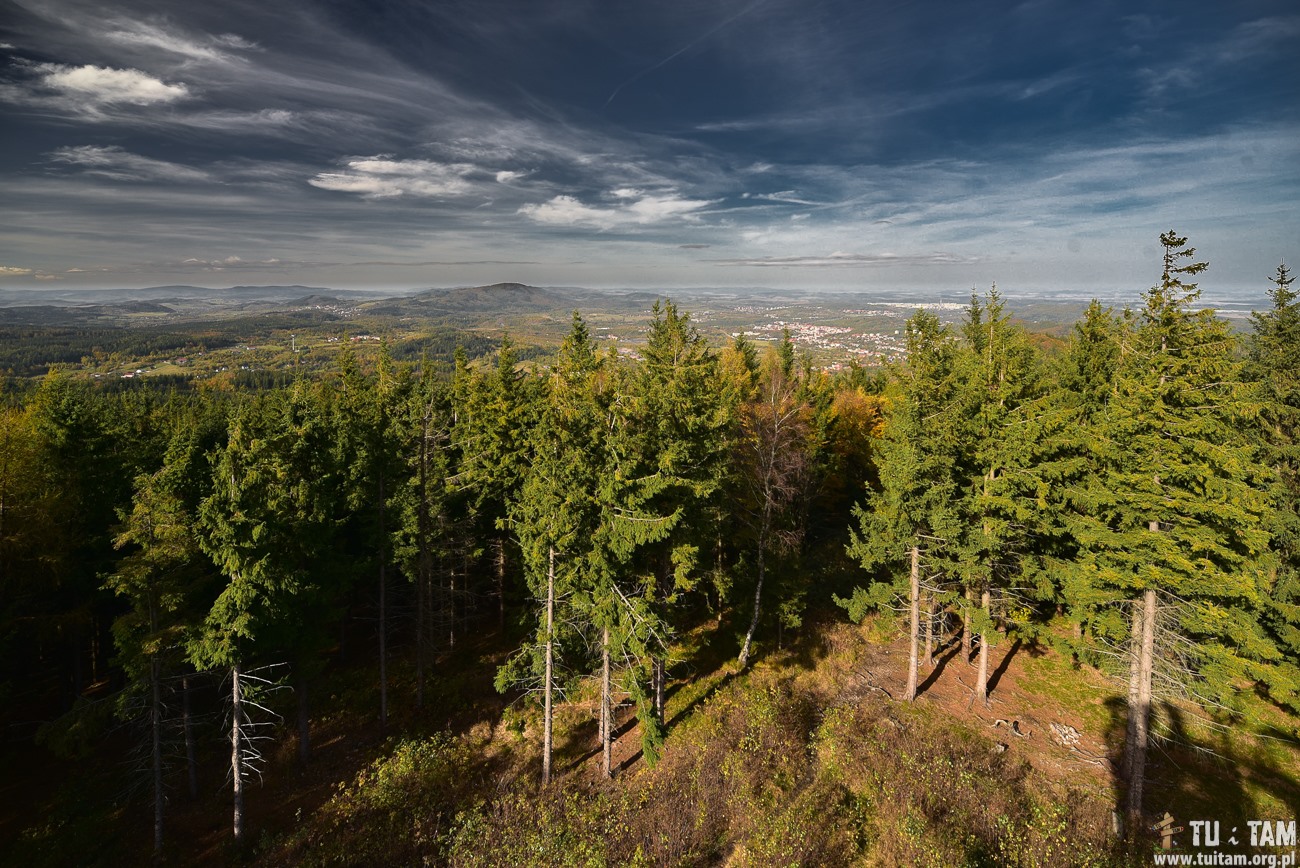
1102;694;1300;849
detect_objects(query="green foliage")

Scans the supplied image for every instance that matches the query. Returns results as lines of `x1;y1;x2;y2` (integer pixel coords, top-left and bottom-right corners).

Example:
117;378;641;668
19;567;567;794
1064;232;1277;707
266;734;473;867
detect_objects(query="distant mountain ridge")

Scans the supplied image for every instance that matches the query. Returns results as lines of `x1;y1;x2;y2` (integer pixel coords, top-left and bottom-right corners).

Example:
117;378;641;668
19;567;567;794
363;282;578;317
0;285;380;307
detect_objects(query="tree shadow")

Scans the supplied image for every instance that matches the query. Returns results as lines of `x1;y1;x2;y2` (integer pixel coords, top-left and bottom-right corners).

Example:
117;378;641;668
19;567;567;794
667;672;733;730
564;701;639;770
986;638;1022;694
916;643;960;697
1102;694;1300;850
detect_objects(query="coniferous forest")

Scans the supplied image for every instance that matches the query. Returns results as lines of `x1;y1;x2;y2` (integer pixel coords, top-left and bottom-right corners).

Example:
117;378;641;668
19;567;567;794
2;233;1298;866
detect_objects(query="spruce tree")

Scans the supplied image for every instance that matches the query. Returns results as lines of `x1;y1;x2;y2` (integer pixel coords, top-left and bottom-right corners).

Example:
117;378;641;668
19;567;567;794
1249;261;1300;708
1067;232;1273;824
842;310;962;701
952;287;1044;705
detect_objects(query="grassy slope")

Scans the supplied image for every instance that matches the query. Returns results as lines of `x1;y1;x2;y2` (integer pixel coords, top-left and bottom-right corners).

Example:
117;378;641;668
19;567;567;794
260;613;1299;867
8;612;1298;866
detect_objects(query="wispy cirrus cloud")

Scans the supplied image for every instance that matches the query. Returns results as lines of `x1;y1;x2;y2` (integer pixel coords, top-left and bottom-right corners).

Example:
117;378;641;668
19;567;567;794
708;251;979;268
48;145;211;182
101;18;255;63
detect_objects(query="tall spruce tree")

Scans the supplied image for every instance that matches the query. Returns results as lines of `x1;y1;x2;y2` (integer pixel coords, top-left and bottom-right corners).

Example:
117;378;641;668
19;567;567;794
189;391;340;843
106;450;211;856
1249;261;1300;708
1066;232;1273;824
624;301;729;732
501;314;604;785
952;287;1044;705
842;310;961;701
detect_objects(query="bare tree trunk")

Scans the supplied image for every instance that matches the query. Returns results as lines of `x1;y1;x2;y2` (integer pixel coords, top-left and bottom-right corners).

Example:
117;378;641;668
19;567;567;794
1123;601;1142;783
542;546;555;787
416;415;430;710
601;625;612;779
151;651;163;856
296;668;310;767
448;567;457;650
923;591;935;668
653;658;665;723
1126;586;1157;823
182;674;197;799
231;663;244;845
975;590;991;705
496;538;506;633
416;567;426;709
961;588;973;663
378;473;388;731
737;511;769;669
905;544;920;701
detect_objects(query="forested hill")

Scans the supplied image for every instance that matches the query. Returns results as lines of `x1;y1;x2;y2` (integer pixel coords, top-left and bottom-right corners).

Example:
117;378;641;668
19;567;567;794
1;234;1298;866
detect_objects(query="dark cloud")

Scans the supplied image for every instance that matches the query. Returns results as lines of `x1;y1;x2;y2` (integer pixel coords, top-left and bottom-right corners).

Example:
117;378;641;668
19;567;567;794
0;0;1295;291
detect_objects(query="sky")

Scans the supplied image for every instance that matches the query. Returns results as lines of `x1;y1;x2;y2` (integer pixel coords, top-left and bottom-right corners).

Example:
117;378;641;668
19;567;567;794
0;0;1297;296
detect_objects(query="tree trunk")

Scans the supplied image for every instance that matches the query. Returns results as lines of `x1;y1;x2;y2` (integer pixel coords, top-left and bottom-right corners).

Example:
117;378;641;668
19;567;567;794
448;569;456;650
923;591;935;668
1126;586;1157;824
296;668;310;767
1123;602;1141;783
151;652;163;856
542;546;555;787
975;590;991;705
415;566;426;709
737;514;769;669
416;413;430;710
961;588;973;663
378;472;388;731
231;663;244;845
496;538;506;633
183;674;197;799
905;544;920;701
653;658;665;723
601;625;612;779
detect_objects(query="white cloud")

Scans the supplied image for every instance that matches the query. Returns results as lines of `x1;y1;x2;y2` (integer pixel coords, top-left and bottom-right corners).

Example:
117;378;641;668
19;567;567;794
49;145;210;183
36;63;189;107
519;190;715;229
0;265;33;276
309;158;479;199
495;170;525;183
708;251;978;268
103;19;255;62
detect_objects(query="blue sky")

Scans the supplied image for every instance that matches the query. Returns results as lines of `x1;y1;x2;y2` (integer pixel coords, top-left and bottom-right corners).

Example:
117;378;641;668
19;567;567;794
0;0;1296;295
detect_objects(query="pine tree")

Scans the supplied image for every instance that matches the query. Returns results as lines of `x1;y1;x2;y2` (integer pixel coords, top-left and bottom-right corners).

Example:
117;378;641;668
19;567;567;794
951;287;1044;705
452;335;535;634
622;301;729;735
334;344;407;729
106;449;211;856
1249;261;1300;708
842;310;962;701
188;391;340;843
1067;232;1273;824
501;314;604;785
392;358;454;710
